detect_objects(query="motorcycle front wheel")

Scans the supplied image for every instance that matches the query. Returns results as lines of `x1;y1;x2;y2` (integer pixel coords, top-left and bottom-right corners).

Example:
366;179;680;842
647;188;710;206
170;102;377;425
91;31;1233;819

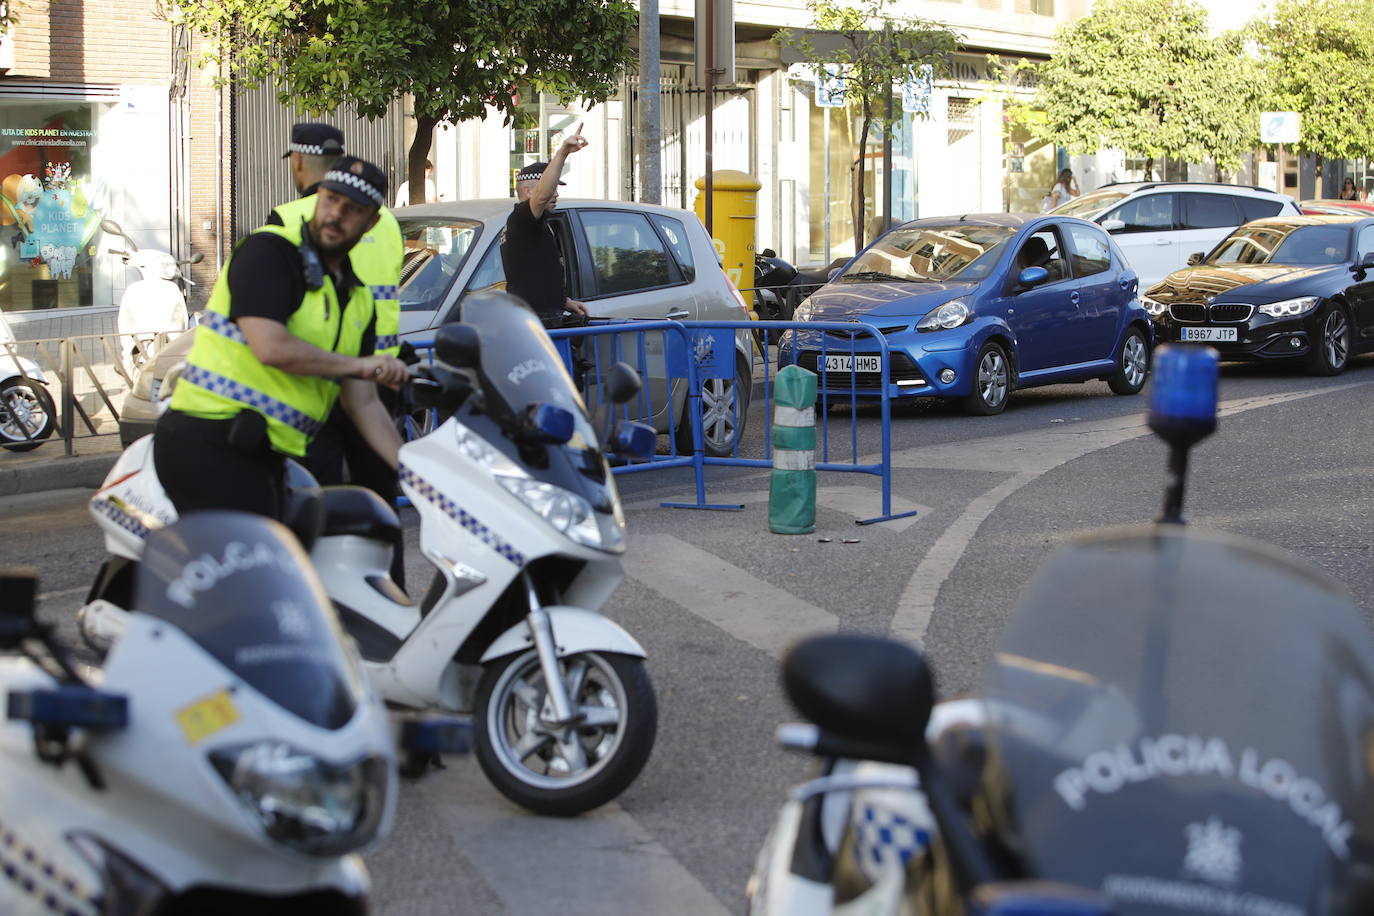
0;379;56;451
474;649;657;816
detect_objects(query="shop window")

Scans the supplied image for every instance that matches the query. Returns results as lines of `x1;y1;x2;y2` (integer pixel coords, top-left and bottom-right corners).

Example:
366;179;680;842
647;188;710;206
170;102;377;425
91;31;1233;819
0;100;105;312
1016;0;1054;13
581;210;674;296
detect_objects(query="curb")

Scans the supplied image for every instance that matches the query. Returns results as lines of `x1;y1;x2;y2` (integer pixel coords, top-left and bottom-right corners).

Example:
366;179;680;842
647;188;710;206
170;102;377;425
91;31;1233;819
0;450;120;498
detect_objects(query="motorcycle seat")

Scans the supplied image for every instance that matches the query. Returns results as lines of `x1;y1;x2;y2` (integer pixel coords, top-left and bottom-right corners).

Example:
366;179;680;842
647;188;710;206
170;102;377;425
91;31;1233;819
318;485;403;545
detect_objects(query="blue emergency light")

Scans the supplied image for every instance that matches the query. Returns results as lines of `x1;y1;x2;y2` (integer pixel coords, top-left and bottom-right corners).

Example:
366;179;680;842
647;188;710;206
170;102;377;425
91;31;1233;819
7;686;129;731
1148;344;1218;448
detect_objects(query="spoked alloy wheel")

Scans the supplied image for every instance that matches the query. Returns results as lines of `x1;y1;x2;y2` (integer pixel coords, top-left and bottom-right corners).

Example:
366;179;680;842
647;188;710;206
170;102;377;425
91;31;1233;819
1108;328;1150;395
474;649;657;816
674;356;750;457
0;379;56;451
1307;306;1350;376
959;342;1010;415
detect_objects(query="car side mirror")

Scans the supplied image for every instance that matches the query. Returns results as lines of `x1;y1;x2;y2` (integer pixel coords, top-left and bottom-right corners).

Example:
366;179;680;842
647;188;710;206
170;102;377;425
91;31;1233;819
1355;252;1374;271
1017;266;1049;288
1100;217;1125;232
605;362;642;406
434;323;481;369
827;267;843;281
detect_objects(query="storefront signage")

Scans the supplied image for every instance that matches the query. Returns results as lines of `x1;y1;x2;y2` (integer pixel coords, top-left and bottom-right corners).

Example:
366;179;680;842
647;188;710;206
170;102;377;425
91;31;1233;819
814;64;845;108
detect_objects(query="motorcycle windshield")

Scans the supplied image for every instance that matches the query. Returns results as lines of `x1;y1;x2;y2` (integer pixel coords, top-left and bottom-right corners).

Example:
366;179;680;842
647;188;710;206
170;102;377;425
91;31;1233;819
461;294;600;454
134;512;365;730
981;525;1374;915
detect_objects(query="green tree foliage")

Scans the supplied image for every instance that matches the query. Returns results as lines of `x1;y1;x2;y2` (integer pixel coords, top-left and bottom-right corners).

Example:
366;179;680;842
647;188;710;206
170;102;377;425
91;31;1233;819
168;0;637;202
1251;0;1374;161
1031;0;1262;179
777;0;960;249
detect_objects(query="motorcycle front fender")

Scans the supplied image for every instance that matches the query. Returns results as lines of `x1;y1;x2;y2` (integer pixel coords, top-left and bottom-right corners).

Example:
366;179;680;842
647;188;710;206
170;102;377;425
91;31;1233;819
479;605;647;664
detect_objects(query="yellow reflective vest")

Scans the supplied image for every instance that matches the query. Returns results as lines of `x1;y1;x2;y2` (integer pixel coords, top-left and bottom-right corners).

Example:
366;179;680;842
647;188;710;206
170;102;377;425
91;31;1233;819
170;221;376;457
273;195;404;357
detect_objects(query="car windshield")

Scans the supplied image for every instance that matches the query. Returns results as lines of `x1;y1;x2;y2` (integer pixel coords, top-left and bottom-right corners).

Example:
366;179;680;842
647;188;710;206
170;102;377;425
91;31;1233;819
395;216;483;312
1208;224;1352;266
1052;190;1128;219
840;224;1018;282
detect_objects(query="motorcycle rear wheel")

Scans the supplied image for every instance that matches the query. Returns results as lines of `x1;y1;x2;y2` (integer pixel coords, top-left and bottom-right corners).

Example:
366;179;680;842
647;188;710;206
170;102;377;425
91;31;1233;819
474;649;657;816
0;379;56;451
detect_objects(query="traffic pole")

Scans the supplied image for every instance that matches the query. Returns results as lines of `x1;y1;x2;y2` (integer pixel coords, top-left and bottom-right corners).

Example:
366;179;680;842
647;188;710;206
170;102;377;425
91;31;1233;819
768;364;818;534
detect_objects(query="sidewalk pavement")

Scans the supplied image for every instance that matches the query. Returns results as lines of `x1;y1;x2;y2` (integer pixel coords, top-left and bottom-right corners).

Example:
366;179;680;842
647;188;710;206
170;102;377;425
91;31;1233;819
0;433;124;497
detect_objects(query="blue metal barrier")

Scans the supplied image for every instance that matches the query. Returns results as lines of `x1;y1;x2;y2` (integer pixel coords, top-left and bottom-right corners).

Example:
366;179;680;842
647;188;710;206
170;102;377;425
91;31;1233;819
406;318;914;525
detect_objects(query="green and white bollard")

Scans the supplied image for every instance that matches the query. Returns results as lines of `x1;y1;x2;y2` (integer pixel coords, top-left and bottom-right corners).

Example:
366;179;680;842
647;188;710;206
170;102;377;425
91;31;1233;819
769;364;818;534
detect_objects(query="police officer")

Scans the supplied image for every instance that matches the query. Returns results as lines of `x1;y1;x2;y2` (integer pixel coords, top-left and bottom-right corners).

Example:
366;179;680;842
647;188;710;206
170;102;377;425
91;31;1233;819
268;124;408;584
154;156;407;521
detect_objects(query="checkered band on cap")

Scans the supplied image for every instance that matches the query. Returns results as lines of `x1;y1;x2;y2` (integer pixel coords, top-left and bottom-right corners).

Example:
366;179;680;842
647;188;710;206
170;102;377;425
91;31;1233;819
289;142;338;156
323;168;386;206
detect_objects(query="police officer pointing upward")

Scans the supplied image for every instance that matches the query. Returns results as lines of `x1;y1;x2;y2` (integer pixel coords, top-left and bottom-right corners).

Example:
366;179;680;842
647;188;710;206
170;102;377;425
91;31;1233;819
154;156;407;521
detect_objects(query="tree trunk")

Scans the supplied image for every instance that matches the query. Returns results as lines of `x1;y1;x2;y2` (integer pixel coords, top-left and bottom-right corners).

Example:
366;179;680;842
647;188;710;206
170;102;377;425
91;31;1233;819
854;102;871;251
407;113;439;205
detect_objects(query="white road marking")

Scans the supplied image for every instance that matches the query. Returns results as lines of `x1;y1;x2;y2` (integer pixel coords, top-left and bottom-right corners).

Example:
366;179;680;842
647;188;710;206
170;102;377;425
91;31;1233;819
625;533;838;658
887;382;1372;645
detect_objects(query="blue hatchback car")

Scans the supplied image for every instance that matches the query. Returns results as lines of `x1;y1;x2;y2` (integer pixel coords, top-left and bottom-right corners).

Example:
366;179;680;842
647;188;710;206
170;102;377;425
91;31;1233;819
777;214;1155;414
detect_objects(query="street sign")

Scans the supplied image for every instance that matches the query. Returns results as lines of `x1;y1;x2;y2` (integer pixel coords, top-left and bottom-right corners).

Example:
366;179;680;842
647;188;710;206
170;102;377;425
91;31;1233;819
901;65;933;115
1260;112;1300;144
815;64;845;108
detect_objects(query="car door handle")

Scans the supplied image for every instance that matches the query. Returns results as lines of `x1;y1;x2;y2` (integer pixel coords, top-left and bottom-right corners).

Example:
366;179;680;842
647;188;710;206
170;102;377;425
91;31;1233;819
1154;239;1171;246
666;308;690;320
1069;292;1081;304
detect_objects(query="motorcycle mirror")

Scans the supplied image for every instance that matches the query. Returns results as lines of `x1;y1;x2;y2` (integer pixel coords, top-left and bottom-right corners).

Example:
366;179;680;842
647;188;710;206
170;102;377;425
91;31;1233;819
99;218;123;237
434;323;481;369
187;252;205;264
1148;344;1218;449
782;633;934;754
605;362;642;406
612;421;656;460
761;248;777;258
524;402;575;445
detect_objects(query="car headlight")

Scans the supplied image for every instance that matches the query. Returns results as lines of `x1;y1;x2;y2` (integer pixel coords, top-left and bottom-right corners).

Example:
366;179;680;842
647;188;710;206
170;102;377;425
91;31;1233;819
1140;295;1169;317
1258;296;1320;318
210;742;390;856
916;299;971;332
793;298;815;322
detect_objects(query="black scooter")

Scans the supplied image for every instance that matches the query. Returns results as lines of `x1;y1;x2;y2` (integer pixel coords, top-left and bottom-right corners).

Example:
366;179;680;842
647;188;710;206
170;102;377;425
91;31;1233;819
749;344;1374;915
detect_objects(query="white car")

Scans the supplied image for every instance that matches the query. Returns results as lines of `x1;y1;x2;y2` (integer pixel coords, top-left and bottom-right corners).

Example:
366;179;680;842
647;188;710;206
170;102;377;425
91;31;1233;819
1050;182;1301;289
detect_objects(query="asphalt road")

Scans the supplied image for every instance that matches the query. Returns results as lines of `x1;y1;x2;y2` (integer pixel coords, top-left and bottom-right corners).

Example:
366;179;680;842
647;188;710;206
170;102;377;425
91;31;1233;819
2;354;1372;914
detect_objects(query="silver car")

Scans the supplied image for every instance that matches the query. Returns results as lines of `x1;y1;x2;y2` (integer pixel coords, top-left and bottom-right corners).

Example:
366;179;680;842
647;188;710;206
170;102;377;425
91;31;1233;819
120;199;754;455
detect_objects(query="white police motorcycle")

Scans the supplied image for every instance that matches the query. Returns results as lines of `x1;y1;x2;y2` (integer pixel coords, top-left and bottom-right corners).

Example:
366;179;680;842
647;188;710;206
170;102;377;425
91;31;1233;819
83;292;659;816
749;345;1374;915
0;511;408;915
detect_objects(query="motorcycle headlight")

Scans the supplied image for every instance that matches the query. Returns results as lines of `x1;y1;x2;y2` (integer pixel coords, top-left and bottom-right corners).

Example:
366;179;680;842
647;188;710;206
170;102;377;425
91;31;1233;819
1258;296;1320;318
916;299;971;332
1140;295;1169;317
497;476;619;551
68;832;169;914
454;421;526;477
209;742;389;856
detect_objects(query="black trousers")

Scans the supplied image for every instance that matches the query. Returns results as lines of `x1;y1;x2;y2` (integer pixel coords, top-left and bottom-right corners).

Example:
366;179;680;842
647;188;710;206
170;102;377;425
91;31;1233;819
154;410;286;520
301;398;406;590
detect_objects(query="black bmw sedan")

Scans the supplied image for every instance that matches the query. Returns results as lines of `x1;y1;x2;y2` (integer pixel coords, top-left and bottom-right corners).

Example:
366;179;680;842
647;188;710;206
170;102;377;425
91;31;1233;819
1141;215;1374;375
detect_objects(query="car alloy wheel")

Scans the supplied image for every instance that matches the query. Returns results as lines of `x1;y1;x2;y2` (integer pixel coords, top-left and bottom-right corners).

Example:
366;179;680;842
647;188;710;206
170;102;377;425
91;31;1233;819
960;342;1010;416
1108;329;1150;395
1311;307;1350;375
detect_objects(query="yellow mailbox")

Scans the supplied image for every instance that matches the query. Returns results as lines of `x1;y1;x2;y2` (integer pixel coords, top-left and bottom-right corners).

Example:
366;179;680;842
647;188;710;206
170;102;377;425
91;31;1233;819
693;170;761;314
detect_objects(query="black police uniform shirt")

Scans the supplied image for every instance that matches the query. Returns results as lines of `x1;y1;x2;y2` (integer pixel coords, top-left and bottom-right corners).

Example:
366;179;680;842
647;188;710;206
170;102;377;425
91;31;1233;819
227;233;377;353
501;199;566;321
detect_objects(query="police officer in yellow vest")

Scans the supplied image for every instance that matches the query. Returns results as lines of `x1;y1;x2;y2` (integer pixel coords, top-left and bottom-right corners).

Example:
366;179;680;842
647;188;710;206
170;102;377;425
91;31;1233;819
154;156;408;521
267;123;408;581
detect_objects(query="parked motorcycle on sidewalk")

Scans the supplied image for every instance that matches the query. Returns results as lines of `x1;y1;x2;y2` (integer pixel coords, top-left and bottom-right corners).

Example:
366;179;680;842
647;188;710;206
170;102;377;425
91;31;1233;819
748;344;1374;915
754;249;799;323
0;309;56;451
83;292;659;817
102;219;200;380
1;511;406;915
